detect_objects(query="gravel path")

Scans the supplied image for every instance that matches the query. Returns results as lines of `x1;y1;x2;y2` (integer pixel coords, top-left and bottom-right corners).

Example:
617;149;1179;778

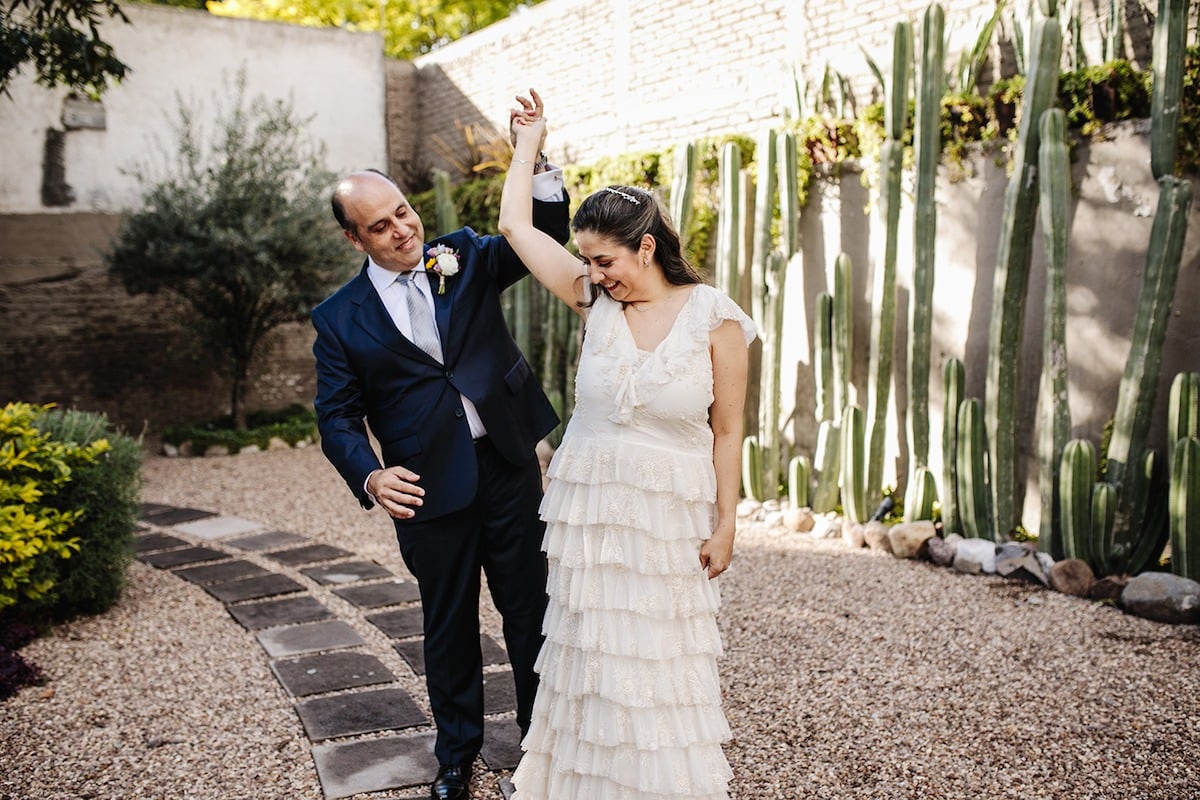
3;446;1198;799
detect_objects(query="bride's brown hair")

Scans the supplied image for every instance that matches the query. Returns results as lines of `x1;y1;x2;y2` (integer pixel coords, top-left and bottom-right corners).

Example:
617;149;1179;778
571;185;703;305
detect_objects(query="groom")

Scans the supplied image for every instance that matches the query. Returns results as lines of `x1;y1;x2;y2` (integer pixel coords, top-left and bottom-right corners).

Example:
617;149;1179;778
312;115;567;800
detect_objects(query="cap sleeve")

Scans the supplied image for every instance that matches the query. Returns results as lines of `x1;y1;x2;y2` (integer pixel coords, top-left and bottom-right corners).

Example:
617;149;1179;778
702;285;758;345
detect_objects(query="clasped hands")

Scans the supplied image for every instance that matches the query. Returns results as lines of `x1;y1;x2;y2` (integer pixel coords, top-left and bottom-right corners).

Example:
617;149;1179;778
510;87;548;153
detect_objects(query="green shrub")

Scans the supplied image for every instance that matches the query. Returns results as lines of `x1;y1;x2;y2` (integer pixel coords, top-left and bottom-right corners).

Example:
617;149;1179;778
161;403;317;455
31;408;142;621
0;403;104;610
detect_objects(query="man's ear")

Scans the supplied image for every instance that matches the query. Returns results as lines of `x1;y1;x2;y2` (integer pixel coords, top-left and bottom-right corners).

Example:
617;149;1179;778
343;228;366;253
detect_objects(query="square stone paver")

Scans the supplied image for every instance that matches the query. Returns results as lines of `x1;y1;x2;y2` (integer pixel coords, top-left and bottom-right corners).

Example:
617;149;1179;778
138;546;226;569
311;732;437;799
367;606;425;639
139;502;174;518
227;595;332;630
271;651;396;697
483;669;516;715
394;634;506;676
334;580;422;609
140;506;216;526
225;530;310;551
264;544;352;566
205;573;304;603
296;686;427;741
301;561;393;585
257;620;365;658
480;719;523;771
174;515;263;540
173;559;269;585
133;532;190;553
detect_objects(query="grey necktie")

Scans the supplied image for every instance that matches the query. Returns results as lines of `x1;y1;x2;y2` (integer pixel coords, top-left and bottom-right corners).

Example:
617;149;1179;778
397;272;443;362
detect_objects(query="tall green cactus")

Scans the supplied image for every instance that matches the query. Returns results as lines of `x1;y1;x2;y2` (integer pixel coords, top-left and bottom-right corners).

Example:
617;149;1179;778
670;141;697;247
1059;438;1096;564
866;20;911;507
715;142;743;303
1168;372;1200;467
742;435;763;502
841;404;868;524
432;168;459;236
832;253;854;418
750;128;777;327
789;455;811;509
1171;437;1200;581
811;420;841;513
907;3;944;472
1036;108;1073;560
777;130;801;259
1106;177;1193;542
1150;0;1189;179
904;466;939;522
956;398;993;540
758;249;788;500
814;292;835;424
942;358;966;535
985;15;1062;540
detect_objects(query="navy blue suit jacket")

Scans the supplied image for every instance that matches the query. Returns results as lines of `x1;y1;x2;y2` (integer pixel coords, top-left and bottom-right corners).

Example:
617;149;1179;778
312;202;568;522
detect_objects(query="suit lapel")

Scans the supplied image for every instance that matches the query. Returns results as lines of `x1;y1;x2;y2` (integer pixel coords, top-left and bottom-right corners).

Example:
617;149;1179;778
348;262;435;362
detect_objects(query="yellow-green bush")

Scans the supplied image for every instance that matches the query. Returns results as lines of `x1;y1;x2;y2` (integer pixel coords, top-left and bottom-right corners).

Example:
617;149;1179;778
0;403;109;609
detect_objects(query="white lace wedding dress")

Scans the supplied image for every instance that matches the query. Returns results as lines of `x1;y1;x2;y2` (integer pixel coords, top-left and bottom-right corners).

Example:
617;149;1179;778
511;284;756;799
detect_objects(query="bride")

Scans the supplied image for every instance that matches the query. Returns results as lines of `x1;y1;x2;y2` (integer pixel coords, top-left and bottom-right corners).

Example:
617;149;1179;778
497;89;755;799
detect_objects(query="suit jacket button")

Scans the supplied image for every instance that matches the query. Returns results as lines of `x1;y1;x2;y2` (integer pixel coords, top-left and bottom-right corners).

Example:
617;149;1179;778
444;370;454;379
454;409;464;418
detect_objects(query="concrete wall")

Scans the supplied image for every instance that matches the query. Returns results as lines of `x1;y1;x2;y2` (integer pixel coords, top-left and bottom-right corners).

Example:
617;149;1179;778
0;4;387;431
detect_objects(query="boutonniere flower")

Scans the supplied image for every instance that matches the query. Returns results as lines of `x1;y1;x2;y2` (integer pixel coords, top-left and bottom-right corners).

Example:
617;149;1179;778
426;245;460;295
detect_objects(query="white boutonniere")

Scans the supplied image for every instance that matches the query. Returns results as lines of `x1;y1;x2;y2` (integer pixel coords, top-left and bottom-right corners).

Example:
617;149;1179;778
426;245;460;295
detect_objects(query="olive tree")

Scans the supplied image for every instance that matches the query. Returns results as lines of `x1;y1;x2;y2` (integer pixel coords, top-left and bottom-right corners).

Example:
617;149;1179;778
107;82;350;428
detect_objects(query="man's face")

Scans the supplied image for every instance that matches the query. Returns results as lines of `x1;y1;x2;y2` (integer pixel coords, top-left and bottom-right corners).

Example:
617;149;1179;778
342;174;426;272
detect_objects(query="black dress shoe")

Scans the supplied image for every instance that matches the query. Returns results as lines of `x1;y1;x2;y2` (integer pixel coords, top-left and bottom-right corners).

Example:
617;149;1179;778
430;764;470;800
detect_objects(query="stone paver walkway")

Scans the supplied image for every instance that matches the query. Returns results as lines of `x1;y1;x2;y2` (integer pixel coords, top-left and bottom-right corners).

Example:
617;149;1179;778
135;502;521;800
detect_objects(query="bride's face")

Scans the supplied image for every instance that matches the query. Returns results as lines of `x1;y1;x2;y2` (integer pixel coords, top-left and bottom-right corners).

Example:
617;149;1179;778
574;230;652;302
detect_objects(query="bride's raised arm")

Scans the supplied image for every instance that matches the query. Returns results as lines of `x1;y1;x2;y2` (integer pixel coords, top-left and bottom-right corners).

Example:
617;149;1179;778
499;92;586;313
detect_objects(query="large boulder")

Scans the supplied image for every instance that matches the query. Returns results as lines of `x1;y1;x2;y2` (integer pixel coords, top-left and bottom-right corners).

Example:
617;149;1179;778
1048;559;1094;598
953;538;997;574
887;521;936;559
1120;573;1200;625
862;521;892;554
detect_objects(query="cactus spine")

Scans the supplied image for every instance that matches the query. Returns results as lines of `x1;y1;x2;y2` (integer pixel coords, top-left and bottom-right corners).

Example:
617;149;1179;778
1171;437;1200;581
956;398;993;540
908;3;944;472
867;20;911;506
814;292;835;424
985;14;1062;539
715;142;743;303
1036;108;1073;560
789;455;811;509
942;358;966;535
1059;439;1096;563
841;404;868;524
670;141;696;247
811;420;841;513
1150;0;1189;179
